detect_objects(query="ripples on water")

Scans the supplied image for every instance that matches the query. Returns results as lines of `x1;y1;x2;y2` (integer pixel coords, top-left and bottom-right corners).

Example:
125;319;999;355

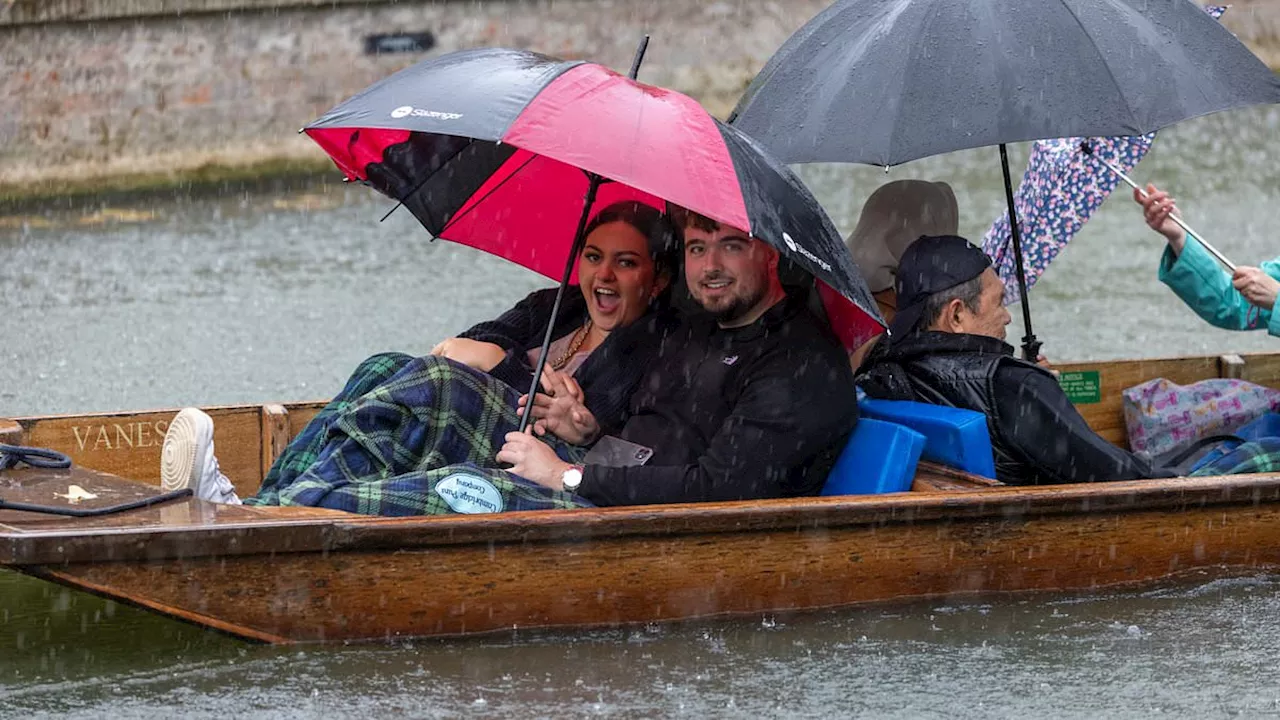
3;569;1280;718
1;108;1279;716
2;108;1280;416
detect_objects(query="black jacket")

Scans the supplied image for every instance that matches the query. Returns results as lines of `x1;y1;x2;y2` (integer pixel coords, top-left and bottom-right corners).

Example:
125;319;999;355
857;331;1165;485
460;288;676;436
578;294;859;506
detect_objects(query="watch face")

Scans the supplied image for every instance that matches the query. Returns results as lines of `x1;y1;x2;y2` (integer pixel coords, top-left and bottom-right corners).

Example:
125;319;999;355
562;468;583;490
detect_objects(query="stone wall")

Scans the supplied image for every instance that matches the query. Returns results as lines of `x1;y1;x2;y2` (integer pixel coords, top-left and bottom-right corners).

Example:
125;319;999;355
0;0;833;197
1;0;1275;198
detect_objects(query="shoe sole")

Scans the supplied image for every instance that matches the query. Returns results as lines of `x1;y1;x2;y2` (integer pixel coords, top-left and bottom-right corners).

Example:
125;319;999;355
160;408;213;494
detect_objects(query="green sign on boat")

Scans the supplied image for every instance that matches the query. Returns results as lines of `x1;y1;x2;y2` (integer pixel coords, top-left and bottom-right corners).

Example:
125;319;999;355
1059;370;1102;404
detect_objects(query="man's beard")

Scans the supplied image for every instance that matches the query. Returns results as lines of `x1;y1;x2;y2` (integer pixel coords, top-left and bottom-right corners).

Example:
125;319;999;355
699;281;767;326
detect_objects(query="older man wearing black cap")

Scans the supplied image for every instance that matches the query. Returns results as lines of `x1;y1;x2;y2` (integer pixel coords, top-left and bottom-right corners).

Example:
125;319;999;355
857;235;1165;485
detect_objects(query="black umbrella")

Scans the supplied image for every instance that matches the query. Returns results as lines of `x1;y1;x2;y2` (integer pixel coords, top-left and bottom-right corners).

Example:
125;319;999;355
730;0;1280;359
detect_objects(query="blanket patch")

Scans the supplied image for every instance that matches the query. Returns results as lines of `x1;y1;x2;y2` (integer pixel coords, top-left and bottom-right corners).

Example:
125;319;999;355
434;472;506;514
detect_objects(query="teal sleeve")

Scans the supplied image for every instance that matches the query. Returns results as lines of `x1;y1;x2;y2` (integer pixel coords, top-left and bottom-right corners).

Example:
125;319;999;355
1262;257;1280;338
1157;237;1269;332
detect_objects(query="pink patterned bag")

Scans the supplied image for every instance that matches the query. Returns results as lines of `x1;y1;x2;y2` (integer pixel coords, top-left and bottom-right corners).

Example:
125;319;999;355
1123;378;1280;457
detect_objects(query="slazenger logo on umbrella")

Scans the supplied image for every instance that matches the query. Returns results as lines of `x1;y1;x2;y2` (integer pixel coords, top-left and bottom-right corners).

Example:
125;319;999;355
390;105;464;121
783;231;832;272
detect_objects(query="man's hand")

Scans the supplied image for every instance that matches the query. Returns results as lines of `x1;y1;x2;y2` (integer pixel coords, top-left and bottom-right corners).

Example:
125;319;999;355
1133;184;1187;254
1035;354;1060;379
1232;266;1280;311
517;367;600;445
430;338;506;372
495;430;572;490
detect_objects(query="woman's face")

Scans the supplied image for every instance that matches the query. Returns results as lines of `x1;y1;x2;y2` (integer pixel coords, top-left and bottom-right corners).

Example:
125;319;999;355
577;220;665;331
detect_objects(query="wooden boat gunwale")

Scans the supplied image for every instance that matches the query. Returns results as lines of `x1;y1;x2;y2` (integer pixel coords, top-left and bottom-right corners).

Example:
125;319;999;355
4;467;1280;566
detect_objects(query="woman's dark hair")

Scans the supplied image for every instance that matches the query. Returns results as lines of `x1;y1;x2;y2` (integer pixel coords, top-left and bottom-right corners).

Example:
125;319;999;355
582;201;679;279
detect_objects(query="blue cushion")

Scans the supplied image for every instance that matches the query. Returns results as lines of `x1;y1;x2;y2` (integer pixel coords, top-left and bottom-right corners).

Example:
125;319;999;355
822;418;925;495
857;398;997;479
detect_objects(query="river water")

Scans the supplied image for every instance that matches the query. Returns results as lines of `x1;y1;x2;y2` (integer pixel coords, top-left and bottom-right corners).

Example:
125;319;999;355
2;106;1280;716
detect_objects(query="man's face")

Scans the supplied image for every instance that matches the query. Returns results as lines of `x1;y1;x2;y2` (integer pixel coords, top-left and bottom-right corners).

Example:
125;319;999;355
954;268;1013;341
683;224;777;327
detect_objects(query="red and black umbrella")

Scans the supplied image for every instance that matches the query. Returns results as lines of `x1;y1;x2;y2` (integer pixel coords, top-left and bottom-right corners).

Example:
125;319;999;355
304;48;883;422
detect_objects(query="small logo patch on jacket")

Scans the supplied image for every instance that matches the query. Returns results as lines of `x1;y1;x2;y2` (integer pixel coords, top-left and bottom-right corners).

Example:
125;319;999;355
723;355;739;366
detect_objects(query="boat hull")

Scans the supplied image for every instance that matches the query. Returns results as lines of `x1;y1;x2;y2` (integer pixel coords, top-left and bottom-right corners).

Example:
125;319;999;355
10;472;1280;643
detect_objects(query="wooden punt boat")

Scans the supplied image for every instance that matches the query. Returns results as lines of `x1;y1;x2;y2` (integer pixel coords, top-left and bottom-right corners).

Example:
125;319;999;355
3;350;1280;644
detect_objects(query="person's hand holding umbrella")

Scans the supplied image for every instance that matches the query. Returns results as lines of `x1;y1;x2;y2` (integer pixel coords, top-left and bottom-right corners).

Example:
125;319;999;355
1233;267;1280;311
1134;184;1188;255
496;428;576;491
518;366;601;445
1134;181;1280;330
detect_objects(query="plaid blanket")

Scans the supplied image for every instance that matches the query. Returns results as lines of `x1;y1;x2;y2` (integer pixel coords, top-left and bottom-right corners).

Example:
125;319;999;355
1190;438;1280;477
247;352;414;505
248;354;590;516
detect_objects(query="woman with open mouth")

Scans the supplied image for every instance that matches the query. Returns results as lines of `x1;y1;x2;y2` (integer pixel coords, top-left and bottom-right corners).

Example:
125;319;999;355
160;201;680;513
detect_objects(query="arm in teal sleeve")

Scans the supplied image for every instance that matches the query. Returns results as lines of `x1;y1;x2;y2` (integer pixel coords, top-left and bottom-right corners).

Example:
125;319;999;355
1261;257;1280;338
1157;237;1269;332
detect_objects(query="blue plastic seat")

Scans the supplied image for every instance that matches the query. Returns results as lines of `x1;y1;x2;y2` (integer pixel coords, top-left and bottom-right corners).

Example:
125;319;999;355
821;418;925;495
857;398;997;479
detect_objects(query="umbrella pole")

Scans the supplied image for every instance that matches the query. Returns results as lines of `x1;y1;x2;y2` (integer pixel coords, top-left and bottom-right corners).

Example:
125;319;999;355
999;143;1042;362
1080;142;1236;271
518;172;603;433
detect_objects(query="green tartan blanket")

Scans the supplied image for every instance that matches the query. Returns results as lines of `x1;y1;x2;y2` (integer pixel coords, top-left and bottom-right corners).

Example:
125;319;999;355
247;353;589;515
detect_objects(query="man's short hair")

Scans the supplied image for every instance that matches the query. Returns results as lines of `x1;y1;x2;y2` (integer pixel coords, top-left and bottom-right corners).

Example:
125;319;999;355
916;274;985;334
669;205;720;234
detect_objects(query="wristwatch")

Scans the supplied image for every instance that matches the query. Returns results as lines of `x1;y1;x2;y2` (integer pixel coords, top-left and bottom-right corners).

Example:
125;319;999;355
561;464;584;492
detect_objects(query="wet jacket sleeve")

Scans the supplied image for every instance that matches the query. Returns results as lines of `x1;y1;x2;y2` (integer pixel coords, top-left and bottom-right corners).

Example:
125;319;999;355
458;291;547;391
993;366;1167;483
578;355;856;506
1158;239;1278;336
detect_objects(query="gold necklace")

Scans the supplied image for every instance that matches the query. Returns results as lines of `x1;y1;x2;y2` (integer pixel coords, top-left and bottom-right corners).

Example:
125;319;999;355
551;320;592;371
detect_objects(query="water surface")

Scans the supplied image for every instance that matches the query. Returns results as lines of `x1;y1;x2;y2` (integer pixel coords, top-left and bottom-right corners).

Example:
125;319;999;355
2;107;1279;716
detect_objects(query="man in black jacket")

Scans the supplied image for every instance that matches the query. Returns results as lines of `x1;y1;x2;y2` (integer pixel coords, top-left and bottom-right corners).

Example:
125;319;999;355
498;212;859;505
856;234;1164;485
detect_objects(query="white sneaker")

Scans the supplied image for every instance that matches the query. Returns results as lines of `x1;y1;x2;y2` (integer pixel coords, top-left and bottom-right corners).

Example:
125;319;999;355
160;408;242;505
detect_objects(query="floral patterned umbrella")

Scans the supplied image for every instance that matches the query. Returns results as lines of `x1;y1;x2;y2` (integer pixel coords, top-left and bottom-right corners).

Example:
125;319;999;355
982;5;1227;305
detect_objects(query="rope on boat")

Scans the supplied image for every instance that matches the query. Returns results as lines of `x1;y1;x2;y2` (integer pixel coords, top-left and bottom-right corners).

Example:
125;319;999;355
0;444;73;471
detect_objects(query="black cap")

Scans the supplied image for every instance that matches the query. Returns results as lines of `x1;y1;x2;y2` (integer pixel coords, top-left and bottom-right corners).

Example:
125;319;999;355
888;235;992;338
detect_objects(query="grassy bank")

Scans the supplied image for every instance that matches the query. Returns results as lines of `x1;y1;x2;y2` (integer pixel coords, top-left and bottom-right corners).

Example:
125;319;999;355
0;156;337;214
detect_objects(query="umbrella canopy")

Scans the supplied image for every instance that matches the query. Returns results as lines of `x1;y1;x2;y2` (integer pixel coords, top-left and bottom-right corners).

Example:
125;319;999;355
305;48;883;349
981;132;1156;303
730;0;1280;167
730;0;1279;358
979;5;1229;304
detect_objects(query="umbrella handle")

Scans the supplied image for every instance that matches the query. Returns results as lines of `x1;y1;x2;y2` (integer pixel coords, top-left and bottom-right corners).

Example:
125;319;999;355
1080;143;1236;272
519;173;603;434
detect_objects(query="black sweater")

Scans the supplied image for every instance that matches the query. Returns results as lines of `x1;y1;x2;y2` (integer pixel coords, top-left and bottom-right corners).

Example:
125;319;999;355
460;288;676;436
578;294;858;506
